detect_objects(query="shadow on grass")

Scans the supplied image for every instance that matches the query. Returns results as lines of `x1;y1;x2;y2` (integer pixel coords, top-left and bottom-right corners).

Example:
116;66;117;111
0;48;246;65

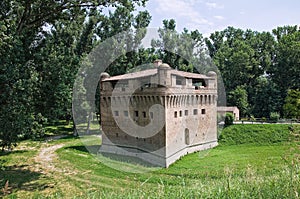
65;145;159;169
0;150;29;156
0;165;46;197
66;145;101;154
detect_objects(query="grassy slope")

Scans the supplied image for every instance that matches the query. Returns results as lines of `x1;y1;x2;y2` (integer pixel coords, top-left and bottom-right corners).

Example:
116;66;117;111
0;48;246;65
1;124;299;198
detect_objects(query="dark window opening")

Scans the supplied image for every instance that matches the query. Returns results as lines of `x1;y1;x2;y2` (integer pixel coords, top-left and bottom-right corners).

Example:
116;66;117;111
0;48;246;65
193;109;198;115
201;109;206;114
192;79;206;90
185;110;188;116
179;111;182;117
114;111;119;116
143;111;146;118
135;111;139;117
124;111;128;117
174;111;178;118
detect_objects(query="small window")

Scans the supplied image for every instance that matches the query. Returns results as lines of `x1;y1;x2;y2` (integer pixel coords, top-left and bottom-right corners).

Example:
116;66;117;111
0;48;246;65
135;111;139;117
179;111;182;117
143;111;146;118
174;111;178;118
201;109;206;114
150;112;153;119
116;133;119;137
114;111;119;116
185;110;188;116
193;109;198;115
124;111;128;117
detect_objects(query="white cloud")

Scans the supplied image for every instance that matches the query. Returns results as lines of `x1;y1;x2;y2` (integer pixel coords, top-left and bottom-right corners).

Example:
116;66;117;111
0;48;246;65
154;0;213;28
214;15;224;20
205;2;224;9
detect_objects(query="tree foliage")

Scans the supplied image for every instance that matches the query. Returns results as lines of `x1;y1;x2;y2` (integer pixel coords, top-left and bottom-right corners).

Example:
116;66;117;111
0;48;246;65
283;89;300;119
206;25;300;118
0;0;148;149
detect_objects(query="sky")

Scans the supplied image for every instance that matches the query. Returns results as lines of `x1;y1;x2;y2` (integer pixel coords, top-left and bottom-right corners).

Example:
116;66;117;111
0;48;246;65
139;0;300;36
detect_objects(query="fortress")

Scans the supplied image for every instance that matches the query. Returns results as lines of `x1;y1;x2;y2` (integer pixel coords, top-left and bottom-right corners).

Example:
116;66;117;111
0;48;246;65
99;60;218;167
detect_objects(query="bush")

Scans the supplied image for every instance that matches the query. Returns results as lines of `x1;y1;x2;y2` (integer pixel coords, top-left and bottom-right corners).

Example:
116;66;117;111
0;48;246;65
270;112;280;123
224;112;234;127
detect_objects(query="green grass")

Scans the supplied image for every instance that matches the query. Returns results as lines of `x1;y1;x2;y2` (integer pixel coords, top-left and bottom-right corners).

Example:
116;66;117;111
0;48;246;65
219;124;293;145
1;124;299;198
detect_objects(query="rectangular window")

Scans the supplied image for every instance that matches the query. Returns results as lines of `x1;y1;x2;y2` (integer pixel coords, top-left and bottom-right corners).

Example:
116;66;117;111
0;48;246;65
185;110;188;116
201;109;206;114
124;111;128;117
193;109;198;115
114;111;119;116
179;110;182;117
174;111;178;118
143;111;146;118
135;111;139;117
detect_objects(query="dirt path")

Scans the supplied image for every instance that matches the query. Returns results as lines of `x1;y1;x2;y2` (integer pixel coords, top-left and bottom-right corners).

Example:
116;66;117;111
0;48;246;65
34;143;65;174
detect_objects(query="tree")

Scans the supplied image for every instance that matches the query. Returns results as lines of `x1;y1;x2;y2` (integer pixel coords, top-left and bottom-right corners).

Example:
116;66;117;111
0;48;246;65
0;0;148;149
228;86;249;118
249;76;281;118
206;27;276;117
151;19;210;73
269;26;300;92
283;89;300;119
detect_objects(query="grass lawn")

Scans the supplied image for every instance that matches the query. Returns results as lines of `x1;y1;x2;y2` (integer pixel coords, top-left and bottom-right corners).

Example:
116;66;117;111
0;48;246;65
0;124;299;198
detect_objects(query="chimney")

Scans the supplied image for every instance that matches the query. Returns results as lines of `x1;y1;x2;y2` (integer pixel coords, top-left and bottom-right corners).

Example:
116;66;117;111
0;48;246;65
153;59;163;67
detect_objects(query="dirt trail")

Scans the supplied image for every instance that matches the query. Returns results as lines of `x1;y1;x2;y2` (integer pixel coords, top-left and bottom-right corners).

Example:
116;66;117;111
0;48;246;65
34;143;65;174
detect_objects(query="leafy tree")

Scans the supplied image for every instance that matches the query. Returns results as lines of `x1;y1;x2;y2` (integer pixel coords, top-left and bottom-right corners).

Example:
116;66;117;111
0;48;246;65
269;26;300;91
206;27;277;117
249;76;281;118
206;27;275;92
0;0;148;149
228;86;249;118
283;89;300;119
151;19;210;73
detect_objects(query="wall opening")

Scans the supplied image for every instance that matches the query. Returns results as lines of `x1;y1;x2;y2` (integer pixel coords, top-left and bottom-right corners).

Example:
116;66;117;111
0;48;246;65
185;110;188;116
185;128;190;145
193;109;198;115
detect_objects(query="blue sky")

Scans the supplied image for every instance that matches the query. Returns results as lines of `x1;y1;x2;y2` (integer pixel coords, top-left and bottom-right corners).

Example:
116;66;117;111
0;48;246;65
139;0;300;36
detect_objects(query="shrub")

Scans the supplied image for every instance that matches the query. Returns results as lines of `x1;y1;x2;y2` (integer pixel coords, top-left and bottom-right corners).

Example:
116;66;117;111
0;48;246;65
270;112;280;123
224;112;234;127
